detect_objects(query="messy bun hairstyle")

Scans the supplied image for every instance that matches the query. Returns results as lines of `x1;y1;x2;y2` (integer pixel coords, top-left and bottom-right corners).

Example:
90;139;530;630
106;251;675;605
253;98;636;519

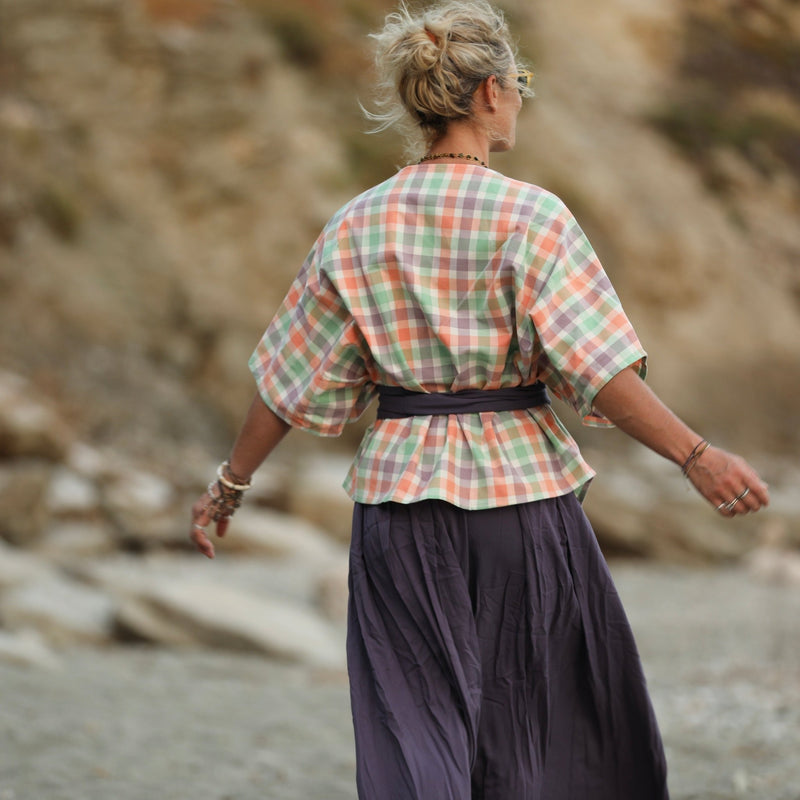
365;1;532;158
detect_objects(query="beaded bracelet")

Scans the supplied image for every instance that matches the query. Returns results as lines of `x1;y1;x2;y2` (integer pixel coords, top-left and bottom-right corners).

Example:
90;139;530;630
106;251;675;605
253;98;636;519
205;479;244;521
216;461;252;492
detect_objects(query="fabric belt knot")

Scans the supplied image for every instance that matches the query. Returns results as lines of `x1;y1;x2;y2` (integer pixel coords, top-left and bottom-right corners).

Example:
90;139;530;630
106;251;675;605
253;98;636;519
376;382;550;420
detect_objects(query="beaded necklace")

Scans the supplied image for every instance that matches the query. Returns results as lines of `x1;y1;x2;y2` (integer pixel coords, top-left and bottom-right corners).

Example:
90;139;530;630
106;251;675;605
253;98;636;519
418;152;488;168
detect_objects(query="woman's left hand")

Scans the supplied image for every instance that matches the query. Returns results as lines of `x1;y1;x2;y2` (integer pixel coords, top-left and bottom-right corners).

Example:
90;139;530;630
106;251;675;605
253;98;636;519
189;492;230;559
687;445;769;517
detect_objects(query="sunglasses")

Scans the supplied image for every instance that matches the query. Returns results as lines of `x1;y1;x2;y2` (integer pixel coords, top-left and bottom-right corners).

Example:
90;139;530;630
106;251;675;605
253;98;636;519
511;70;534;93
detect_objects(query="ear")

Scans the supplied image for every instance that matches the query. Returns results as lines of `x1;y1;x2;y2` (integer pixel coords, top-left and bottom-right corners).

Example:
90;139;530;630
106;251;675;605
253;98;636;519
481;74;501;112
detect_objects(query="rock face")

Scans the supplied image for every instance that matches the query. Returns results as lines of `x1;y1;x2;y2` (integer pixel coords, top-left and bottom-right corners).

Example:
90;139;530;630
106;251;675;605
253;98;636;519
0;366;798;669
1;1;799;667
508;0;800;455
1;0;798;458
0;372;352;667
0;371;72;461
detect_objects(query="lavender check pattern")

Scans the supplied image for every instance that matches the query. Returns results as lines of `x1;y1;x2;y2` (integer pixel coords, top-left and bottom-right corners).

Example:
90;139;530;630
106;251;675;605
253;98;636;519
250;164;646;509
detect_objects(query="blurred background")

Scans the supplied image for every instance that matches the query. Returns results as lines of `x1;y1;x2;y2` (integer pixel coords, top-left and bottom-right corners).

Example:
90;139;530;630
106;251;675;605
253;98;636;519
1;0;799;798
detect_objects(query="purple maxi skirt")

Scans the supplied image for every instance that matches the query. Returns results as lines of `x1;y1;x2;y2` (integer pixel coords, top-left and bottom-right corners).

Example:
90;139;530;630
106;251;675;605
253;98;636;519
346;494;669;800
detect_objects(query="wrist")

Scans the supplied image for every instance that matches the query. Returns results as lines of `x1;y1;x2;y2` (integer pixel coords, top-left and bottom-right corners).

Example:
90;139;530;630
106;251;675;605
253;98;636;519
681;438;710;478
203;460;253;523
220;460;252;489
222;457;253;483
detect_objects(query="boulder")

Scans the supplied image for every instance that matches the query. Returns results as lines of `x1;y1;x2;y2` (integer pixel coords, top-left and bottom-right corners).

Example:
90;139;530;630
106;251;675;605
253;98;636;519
585;489;755;563
101;467;182;547
315;558;350;623
115;597;200;647
0;461;53;547
0;371;71;461
0;539;54;590
0;629;60;670
1;575;116;646
65;441;109;480
74;551;344;624
35;520;117;560
582;449;757;562
215;507;344;561
103;467;174;515
746;547;800;586
118;580;345;668
286;455;355;544
67;554;157;598
45;466;100;516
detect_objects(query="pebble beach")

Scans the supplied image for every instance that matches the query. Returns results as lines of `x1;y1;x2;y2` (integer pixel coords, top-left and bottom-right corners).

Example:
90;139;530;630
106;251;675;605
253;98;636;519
1;563;799;800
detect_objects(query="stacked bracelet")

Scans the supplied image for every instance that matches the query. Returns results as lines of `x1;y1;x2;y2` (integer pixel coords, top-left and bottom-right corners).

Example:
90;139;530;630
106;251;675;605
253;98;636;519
681;439;710;478
204;461;253;521
216;461;252;492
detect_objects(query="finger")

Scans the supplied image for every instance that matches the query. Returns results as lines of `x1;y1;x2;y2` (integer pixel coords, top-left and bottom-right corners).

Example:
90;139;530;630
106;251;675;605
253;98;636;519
216;517;230;538
722;488;752;515
715;487;757;517
735;460;769;506
733;471;770;512
714;501;735;518
191;524;215;559
737;487;761;514
718;462;769;514
192;494;213;524
747;477;770;508
712;488;744;517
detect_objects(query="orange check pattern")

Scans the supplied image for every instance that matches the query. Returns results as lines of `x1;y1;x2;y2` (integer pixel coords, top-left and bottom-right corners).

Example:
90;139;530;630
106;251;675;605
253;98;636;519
250;164;646;509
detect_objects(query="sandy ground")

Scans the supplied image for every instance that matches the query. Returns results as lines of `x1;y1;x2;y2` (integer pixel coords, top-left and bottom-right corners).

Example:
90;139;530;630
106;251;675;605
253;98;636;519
1;563;799;800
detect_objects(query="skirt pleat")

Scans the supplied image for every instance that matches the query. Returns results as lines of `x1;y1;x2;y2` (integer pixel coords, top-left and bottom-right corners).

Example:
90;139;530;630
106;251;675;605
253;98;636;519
346;495;669;800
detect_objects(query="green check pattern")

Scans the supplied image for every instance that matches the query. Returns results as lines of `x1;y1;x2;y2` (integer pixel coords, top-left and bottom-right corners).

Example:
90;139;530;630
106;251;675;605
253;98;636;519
250;164;646;508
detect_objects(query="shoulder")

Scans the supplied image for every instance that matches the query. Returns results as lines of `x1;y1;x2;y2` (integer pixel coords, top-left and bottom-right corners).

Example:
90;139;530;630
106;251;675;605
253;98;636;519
484;172;572;223
317;168;576;242
302;172;408;276
323;170;407;229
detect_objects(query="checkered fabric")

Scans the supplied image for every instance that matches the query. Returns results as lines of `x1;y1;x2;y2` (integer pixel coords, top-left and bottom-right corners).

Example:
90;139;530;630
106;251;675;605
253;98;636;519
250;164;646;509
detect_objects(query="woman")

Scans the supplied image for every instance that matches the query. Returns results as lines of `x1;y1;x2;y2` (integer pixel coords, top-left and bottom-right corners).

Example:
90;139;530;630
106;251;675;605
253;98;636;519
190;2;769;798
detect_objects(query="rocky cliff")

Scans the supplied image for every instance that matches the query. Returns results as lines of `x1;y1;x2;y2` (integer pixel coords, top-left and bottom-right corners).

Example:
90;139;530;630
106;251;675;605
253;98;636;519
1;0;799;576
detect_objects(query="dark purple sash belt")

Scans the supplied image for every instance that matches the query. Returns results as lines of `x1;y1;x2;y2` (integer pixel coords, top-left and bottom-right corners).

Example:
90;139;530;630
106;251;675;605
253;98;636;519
376;382;550;420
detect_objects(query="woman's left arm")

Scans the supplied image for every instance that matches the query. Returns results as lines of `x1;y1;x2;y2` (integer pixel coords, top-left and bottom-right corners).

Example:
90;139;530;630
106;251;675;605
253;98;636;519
592;367;769;516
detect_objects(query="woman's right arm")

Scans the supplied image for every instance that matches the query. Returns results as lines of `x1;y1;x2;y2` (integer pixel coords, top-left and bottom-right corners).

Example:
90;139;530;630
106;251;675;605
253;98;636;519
190;393;292;558
592;366;769;516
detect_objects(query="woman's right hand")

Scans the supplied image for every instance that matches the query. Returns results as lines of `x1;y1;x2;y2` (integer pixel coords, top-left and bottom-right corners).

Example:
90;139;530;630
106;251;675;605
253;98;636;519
687;445;769;517
189;490;230;559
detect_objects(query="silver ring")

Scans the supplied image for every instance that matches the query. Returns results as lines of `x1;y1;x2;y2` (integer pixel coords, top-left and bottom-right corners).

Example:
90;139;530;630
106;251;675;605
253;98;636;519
192;523;206;531
718;487;751;514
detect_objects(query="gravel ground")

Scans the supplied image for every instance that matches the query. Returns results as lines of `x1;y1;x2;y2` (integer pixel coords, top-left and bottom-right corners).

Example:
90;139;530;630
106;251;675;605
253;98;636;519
1;563;799;800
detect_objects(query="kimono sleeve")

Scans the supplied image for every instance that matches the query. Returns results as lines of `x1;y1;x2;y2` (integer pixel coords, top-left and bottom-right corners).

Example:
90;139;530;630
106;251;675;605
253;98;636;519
249;245;375;437
523;202;647;427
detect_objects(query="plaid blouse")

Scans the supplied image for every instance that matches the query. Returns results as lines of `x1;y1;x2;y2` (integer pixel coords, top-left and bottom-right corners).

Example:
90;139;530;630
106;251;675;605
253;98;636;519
250;164;646;509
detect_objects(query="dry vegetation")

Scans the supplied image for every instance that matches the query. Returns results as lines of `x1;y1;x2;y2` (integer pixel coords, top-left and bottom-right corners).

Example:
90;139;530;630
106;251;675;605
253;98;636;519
653;2;800;194
1;0;799;459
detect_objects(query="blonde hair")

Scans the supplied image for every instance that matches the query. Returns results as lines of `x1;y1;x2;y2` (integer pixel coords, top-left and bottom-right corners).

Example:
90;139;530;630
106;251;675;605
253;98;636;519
365;1;532;159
